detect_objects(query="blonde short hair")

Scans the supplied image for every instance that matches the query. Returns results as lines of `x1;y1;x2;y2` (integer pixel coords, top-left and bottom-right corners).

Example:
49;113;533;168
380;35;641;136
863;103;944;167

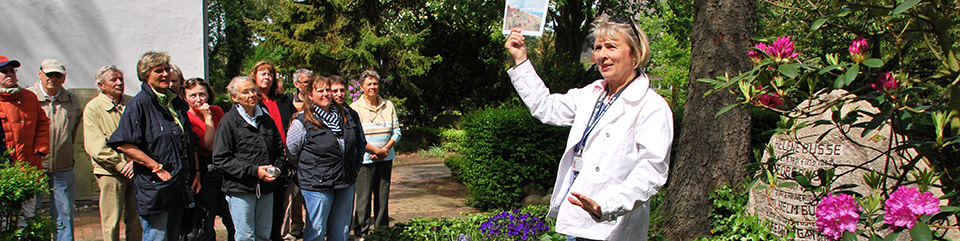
592;16;651;69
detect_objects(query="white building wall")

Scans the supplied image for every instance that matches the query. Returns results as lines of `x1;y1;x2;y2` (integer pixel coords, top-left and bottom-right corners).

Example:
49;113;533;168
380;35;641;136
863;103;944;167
0;0;206;200
0;0;206;96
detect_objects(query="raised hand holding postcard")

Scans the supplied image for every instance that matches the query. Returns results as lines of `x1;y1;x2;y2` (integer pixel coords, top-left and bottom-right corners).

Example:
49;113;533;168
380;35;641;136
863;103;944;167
502;0;549;36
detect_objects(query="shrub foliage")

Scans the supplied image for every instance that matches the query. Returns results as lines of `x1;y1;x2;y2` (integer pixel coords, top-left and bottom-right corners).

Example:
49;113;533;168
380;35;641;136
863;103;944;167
448;105;569;210
0;159;55;240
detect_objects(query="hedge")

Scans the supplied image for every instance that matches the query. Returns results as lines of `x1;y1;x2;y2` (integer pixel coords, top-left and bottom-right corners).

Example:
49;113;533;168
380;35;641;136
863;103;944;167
446;105;569;210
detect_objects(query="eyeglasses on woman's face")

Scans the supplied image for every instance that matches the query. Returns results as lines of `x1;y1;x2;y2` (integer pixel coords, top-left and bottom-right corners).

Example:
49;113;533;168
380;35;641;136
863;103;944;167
152;66;173;74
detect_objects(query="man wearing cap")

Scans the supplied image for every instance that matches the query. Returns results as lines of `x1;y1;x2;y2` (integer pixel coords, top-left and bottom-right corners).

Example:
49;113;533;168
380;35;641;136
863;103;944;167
27;59;82;241
0;55;51;221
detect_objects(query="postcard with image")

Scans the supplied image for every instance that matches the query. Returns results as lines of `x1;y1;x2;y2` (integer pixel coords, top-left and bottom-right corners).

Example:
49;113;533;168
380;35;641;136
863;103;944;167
502;0;549;36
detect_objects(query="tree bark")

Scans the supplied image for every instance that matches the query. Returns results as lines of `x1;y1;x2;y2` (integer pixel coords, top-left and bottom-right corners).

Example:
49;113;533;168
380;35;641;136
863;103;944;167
660;0;755;240
552;0;601;65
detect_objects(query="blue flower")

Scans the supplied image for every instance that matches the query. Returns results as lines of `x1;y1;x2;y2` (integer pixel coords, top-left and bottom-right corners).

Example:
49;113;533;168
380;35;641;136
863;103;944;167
478;210;549;240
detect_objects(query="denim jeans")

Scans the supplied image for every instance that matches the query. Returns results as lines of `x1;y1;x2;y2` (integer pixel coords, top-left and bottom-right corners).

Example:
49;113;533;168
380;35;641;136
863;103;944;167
227;192;274;241
302;185;355;241
19;196;41;228
47;170;75;241
139;208;184;241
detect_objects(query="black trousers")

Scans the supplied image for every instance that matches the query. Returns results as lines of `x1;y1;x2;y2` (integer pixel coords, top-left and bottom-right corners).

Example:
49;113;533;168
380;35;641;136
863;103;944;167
270;180;289;241
181;171;235;241
351;161;393;237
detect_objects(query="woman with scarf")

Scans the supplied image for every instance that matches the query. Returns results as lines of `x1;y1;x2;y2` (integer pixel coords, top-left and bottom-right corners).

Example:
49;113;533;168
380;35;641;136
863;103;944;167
286;76;365;241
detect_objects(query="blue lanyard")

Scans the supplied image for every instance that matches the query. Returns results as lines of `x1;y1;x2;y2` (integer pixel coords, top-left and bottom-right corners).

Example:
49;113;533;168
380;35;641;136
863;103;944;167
575;78;635;155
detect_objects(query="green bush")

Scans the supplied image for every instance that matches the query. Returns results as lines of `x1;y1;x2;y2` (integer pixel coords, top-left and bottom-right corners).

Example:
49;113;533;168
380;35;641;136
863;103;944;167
455;105;569;210
443;155;470;183
694;185;792;241
0;158;55;241
438;128;466;153
395;126;442;154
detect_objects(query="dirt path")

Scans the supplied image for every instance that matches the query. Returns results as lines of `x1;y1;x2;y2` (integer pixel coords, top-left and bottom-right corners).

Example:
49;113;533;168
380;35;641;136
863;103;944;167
388;153;480;224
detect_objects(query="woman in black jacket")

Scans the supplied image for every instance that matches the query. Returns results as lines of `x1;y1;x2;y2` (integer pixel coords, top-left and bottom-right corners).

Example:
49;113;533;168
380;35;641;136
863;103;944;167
286;76;366;241
213;76;286;241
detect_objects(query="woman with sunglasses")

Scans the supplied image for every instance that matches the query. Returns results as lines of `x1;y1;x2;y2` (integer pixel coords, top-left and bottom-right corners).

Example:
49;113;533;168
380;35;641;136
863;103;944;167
504;16;674;241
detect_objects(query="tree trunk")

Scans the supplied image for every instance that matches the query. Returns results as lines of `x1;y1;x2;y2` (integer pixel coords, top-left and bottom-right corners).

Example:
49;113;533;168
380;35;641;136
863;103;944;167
552;0;601;65
659;0;755;240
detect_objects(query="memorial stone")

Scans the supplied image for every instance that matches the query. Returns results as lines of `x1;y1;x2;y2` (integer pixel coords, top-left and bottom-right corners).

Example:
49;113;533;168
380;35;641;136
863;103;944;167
747;89;925;240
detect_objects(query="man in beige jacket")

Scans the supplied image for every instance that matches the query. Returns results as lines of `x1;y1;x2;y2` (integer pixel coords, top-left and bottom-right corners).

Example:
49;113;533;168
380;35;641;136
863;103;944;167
83;65;141;241
27;59;83;241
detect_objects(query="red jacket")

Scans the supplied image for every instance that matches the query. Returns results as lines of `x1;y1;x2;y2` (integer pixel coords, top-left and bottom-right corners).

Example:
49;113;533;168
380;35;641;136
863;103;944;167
0;88;50;169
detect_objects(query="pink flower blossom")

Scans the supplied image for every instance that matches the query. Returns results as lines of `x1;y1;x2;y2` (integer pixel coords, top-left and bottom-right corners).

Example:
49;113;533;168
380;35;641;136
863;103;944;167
768;36;800;63
871;72;899;92
849;36;868;64
883;186;940;230
748;43;769;65
816;193;860;240
755;86;784;108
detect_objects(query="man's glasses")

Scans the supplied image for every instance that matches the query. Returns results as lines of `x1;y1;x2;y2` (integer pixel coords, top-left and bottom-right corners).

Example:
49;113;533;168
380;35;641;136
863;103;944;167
608;16;642;44
0;68;16;75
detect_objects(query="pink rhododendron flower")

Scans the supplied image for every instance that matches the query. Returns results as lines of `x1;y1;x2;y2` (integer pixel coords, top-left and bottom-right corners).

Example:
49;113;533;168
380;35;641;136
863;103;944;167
816;193;860;240
768;36;800;63
871;72;899;92
754;86;784;108
883;186;940;230
849;36;868;64
748;43;770;65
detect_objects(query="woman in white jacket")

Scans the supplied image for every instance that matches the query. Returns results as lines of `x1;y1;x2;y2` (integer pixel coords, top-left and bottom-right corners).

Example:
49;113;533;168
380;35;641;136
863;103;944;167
504;16;674;241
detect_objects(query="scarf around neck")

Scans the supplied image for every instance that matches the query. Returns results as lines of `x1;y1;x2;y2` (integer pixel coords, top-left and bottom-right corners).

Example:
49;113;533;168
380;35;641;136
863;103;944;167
0;86;21;94
313;104;342;135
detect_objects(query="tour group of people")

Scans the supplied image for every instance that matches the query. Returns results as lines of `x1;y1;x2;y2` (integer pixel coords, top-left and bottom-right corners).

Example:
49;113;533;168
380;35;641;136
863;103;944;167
0;52;401;241
2;14;672;241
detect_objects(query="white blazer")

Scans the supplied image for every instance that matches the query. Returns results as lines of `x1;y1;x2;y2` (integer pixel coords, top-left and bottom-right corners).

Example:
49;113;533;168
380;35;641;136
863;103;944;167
508;61;673;241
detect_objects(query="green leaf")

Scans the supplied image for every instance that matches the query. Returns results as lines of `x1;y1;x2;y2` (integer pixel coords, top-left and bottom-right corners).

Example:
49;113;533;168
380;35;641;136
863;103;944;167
940;206;960;213
909;222;932;241
893;0;921;15
716;104;739;118
841;231;858;241
883;231;901;241
844;64;860;86
778;64;799;78
811;18;828;31
819;64;845;74
862;58;884;68
834;73;846;89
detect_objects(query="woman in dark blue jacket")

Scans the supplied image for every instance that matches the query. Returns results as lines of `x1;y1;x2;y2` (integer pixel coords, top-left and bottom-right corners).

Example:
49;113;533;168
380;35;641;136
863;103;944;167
108;52;200;241
286;76;366;241
212;76;287;241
